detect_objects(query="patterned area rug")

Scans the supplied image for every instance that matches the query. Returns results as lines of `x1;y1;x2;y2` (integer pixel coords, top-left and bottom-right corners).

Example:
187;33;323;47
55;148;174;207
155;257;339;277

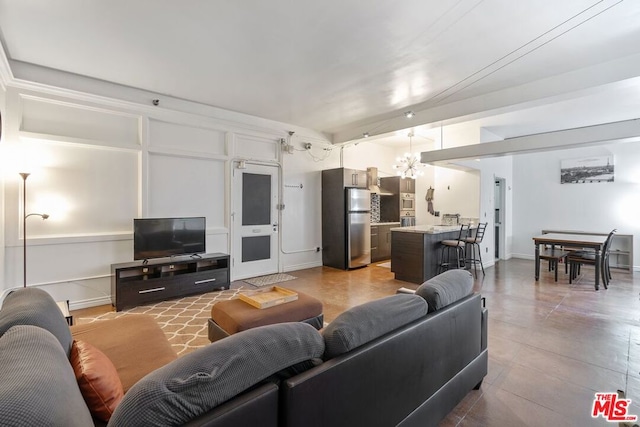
243;273;297;287
77;287;243;356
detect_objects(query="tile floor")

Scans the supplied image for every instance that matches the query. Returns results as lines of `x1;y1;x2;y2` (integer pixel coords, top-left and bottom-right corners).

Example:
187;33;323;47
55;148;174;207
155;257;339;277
442;259;638;426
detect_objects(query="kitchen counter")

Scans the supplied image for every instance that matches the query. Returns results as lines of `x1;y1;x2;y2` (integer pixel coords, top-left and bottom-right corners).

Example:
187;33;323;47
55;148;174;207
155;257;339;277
372;222;401;226
390;225;463;234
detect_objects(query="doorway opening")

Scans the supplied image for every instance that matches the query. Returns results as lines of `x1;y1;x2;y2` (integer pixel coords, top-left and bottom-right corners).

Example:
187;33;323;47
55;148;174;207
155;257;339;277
494;178;506;260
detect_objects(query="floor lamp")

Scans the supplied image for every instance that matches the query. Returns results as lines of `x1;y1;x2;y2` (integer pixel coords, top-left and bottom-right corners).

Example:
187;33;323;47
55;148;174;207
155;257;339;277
19;172;49;288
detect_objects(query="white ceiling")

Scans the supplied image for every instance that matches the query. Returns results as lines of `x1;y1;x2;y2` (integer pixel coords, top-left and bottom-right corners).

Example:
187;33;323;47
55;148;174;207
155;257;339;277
1;0;640;150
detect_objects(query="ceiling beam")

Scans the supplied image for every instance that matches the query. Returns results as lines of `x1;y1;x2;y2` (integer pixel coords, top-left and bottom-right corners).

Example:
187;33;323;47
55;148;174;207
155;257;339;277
421;118;640;164
332;52;640;144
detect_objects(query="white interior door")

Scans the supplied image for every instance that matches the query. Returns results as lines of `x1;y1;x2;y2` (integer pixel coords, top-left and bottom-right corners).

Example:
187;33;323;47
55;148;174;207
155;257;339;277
231;162;279;280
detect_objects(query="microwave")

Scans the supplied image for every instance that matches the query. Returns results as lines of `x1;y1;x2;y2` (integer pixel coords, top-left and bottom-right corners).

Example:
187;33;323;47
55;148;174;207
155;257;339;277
400;193;415;210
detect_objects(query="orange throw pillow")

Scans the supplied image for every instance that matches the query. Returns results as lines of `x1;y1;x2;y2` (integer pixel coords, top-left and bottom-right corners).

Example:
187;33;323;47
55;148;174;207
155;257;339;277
70;339;124;422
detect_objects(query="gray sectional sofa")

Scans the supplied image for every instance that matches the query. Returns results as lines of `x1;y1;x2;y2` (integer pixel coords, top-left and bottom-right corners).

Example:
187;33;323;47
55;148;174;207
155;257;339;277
0;269;487;427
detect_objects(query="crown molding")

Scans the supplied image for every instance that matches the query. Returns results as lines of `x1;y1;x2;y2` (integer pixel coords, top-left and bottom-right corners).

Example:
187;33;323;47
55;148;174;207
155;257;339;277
7;60;331;143
0;41;12;91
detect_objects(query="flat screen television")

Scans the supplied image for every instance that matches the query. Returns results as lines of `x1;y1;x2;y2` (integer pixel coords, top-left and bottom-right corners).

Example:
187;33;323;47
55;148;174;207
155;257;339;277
133;217;206;260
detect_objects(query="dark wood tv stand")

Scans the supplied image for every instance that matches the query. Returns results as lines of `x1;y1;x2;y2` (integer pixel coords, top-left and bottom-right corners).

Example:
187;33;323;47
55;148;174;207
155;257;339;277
111;253;230;311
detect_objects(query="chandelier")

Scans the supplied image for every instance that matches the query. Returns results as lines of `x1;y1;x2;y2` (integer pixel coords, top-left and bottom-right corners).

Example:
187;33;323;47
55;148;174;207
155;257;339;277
392;132;425;179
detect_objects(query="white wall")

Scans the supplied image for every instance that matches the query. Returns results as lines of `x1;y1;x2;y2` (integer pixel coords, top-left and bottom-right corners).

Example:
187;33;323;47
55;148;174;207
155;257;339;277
511;143;639;269
0;84;6;287
442;157;514;269
432;167;480;219
278;136;338;272
341;142;400;175
0;83;333;308
0;76;432;309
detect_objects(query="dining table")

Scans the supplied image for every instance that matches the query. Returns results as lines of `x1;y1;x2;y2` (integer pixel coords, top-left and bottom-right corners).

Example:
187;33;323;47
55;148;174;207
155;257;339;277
532;233;608;290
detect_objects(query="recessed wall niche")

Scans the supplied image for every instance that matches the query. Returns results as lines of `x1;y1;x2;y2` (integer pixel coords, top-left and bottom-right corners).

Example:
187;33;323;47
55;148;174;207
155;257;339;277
20;140;138;238
147;153;225;228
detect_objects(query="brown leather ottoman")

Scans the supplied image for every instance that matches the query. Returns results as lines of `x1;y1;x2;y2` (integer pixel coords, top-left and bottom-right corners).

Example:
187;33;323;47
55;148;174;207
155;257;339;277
208;290;324;342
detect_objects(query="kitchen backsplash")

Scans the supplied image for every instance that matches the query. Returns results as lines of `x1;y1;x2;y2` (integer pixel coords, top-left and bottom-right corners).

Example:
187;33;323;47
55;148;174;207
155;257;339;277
371;193;381;223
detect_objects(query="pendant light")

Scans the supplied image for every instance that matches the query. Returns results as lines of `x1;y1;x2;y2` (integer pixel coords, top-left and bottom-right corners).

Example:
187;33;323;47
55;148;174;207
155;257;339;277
392;132;425;179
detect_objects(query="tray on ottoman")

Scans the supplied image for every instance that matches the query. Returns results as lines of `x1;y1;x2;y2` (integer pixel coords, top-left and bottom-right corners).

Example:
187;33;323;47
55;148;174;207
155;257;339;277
239;286;298;309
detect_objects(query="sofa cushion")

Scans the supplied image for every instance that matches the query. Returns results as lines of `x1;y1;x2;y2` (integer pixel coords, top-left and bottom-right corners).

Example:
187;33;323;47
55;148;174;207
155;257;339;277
71;314;178;392
416;269;474;313
322;294;428;360
71;339;124;422
0;287;73;356
108;322;324;427
0;325;94;427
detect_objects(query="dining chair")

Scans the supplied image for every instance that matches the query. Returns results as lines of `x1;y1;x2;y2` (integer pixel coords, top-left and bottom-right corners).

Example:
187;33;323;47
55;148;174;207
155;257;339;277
437;224;470;274
538;246;570;282
463;222;487;278
568;229;616;288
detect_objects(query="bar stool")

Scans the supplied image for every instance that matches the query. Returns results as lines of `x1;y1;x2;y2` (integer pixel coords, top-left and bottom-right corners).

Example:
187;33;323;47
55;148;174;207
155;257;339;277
463;223;487;278
438;224;469;274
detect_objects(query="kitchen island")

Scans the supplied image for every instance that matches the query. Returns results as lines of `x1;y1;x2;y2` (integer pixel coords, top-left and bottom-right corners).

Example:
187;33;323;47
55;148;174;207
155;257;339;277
390;225;469;284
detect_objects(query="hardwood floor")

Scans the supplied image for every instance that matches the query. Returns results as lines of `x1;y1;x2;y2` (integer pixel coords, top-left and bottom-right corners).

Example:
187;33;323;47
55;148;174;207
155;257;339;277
72;258;640;426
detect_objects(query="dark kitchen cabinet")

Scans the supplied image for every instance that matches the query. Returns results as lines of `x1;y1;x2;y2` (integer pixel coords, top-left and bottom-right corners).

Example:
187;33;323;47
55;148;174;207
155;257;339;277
380;176;415;194
370;225;379;261
343;168;367;188
379;177;415;223
378;225;392;260
402;178;415;193
371;223;397;262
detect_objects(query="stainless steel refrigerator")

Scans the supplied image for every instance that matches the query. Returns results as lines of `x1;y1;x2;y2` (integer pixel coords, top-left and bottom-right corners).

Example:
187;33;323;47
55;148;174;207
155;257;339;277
321;167;371;270
346;188;371;268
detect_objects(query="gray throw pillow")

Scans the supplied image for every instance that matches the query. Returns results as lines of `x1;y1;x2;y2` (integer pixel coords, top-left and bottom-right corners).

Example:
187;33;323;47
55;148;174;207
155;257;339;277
322;294;428;360
0;287;73;356
415;269;474;312
108;322;324;427
0;325;93;427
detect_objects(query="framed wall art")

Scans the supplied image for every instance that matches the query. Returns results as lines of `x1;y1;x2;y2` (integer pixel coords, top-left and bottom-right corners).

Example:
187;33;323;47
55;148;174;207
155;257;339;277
560;156;614;184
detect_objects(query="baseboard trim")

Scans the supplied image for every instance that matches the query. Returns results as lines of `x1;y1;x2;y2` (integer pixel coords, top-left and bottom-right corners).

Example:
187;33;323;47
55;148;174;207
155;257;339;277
69;295;112;311
283;261;322;273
